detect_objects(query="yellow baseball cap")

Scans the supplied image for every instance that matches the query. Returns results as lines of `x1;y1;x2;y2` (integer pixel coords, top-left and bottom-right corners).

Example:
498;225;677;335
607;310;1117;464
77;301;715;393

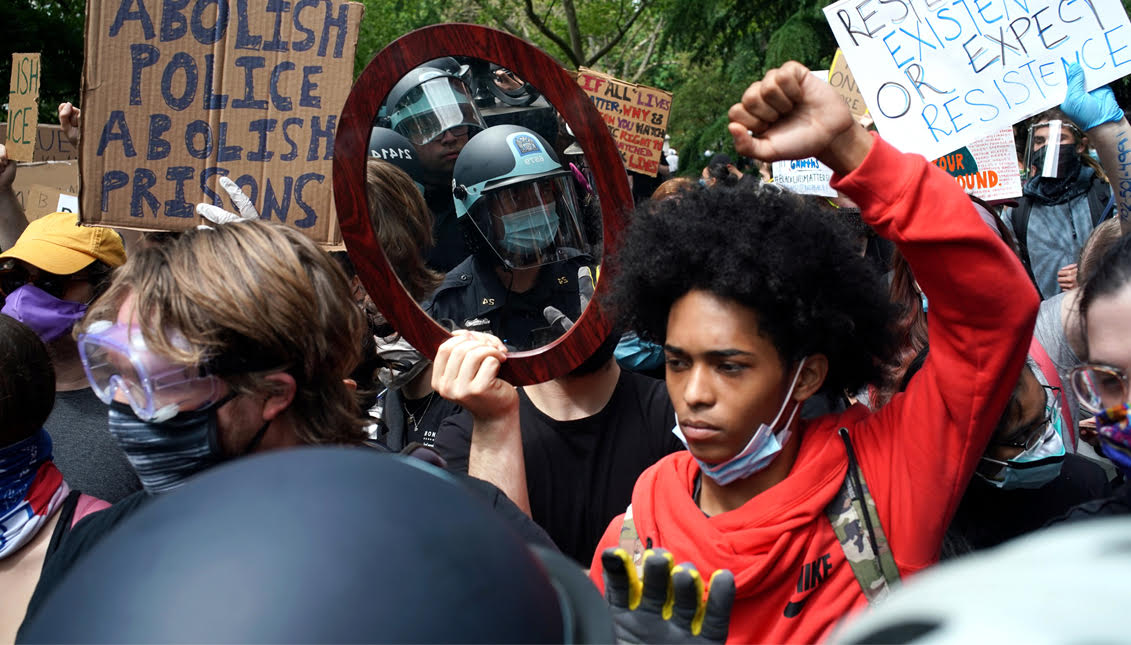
0;212;126;275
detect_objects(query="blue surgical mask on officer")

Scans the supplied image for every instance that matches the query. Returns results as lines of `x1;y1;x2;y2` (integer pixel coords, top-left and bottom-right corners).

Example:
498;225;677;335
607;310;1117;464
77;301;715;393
498;204;559;255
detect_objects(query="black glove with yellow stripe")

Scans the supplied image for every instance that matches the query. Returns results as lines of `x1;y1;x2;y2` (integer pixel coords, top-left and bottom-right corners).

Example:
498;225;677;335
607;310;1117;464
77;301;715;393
601;547;735;644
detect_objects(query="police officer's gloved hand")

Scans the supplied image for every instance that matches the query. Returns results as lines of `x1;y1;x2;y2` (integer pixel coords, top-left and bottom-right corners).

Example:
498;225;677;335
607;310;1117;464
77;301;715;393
543;266;596;334
1062;62;1124;131
602;547;735;644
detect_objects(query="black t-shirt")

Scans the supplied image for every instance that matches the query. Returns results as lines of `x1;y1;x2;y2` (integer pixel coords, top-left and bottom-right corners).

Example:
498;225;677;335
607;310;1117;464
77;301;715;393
375;388;462;451
945;453;1112;556
435;369;685;564
45;387;141;503
19;450;555;637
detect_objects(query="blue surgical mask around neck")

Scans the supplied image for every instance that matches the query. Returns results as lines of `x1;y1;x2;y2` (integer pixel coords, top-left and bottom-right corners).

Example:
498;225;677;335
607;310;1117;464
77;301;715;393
673;358;808;486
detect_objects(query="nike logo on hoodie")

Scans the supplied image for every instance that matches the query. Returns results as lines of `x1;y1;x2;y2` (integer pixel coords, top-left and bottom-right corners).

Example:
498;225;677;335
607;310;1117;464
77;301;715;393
783;553;832;618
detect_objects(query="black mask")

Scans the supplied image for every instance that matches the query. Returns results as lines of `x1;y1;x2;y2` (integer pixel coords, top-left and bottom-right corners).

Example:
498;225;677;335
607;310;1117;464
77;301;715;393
1030;143;1081;181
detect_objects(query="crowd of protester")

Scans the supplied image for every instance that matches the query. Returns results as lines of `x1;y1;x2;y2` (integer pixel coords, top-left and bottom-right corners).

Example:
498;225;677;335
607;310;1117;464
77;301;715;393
3;52;1131;644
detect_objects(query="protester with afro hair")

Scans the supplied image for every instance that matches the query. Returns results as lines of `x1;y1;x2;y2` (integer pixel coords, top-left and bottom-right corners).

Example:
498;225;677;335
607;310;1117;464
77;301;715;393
581;62;1038;643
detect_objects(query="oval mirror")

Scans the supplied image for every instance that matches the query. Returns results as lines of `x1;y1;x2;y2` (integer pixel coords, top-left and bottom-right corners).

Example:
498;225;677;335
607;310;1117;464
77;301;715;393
334;24;632;385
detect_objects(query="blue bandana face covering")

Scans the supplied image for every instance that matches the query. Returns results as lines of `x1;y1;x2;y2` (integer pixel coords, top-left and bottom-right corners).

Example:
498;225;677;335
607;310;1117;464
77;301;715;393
0;429;52;514
672;358;808;486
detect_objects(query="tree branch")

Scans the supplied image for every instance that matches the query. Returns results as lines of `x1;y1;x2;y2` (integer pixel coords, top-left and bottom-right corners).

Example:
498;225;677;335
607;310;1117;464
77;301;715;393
471;0;525;37
630;20;664;83
561;0;584;65
524;0;582;67
584;0;654;67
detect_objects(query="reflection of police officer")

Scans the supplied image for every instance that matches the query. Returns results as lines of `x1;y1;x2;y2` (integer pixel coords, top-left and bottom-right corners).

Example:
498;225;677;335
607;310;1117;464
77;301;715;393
424;125;595;351
384;63;487;273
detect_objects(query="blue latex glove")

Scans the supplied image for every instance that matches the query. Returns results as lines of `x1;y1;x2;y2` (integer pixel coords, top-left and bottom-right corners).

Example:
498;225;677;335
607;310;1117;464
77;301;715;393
1061;63;1124;131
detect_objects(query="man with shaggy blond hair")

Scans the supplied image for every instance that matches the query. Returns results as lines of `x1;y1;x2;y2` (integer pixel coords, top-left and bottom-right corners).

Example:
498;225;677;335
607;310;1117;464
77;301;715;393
18;219;554;635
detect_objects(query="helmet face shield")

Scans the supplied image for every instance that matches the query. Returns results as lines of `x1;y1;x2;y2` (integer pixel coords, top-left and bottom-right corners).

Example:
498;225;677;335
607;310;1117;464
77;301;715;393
390;76;485;146
471;175;589;269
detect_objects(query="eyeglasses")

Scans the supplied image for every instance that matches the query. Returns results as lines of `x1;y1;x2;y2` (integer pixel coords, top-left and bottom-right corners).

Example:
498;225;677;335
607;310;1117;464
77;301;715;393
77;320;223;422
990;385;1062;453
401;121;469;146
1070;364;1129;414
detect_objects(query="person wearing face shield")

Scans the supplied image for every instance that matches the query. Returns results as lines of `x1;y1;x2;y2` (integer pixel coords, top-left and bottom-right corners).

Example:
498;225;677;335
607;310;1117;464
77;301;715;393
0;213;140;504
384;62;488;273
1003;106;1113;299
423;124;596;352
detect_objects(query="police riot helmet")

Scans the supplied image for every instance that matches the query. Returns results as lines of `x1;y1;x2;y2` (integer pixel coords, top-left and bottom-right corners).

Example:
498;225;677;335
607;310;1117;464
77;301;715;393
830;517;1131;644
385;64;486;146
368;127;426;192
452;124;589;270
20;448;615;643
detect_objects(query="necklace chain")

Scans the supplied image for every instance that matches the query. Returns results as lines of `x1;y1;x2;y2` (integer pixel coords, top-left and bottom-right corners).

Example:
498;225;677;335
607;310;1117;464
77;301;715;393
404;392;436;432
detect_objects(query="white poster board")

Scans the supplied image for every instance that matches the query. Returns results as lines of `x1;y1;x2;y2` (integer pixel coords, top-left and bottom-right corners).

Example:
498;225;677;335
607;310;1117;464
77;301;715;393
931;127;1023;201
772;158;837;197
824;0;1131;160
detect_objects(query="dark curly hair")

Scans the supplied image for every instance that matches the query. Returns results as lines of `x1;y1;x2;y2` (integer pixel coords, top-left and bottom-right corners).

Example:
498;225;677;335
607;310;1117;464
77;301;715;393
606;185;897;395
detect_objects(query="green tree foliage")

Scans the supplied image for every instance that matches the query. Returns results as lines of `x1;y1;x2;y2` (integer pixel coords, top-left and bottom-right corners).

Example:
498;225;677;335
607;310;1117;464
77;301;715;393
0;0;85;124
354;0;448;76
653;0;841;175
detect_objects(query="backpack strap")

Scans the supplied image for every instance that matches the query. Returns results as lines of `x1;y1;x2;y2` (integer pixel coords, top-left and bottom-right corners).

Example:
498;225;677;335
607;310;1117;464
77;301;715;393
825;427;901;604
1029;336;1077;450
44;489;82;560
1086;176;1114;226
1011;198;1034;268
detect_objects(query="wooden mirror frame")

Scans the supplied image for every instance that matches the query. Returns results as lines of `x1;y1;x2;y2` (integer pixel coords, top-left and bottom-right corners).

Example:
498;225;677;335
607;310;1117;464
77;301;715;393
334;24;632;385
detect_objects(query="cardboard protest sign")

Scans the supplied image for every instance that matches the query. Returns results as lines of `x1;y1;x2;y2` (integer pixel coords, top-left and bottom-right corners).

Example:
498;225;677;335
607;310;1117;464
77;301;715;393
932;127;1023;201
81;0;363;243
10;160;80;217
6;53;41;162
824;0;1131;160
25;184;78;221
828;49;868;117
771;157;837;196
576;68;673;177
0;124;79;161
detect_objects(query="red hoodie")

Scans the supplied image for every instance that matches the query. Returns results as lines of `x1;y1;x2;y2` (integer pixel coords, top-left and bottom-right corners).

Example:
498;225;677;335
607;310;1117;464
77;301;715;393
589;136;1040;644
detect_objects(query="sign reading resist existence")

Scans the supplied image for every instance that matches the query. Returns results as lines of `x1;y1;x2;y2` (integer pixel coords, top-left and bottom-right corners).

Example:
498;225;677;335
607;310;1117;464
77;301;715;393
81;0;363;243
824;0;1131;160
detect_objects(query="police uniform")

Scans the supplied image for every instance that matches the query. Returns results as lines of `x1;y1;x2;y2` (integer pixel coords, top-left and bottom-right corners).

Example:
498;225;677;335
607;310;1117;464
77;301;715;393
424;253;592;350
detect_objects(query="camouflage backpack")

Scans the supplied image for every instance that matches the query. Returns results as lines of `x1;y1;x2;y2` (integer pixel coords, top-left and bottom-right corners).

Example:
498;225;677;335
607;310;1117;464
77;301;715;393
825;427;901;603
616;427;900;604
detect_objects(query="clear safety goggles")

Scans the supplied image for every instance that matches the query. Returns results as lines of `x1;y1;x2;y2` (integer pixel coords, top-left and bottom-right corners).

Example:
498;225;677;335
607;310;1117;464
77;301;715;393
1070;363;1130;414
391;77;485;146
77;320;223;422
474;175;589;269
